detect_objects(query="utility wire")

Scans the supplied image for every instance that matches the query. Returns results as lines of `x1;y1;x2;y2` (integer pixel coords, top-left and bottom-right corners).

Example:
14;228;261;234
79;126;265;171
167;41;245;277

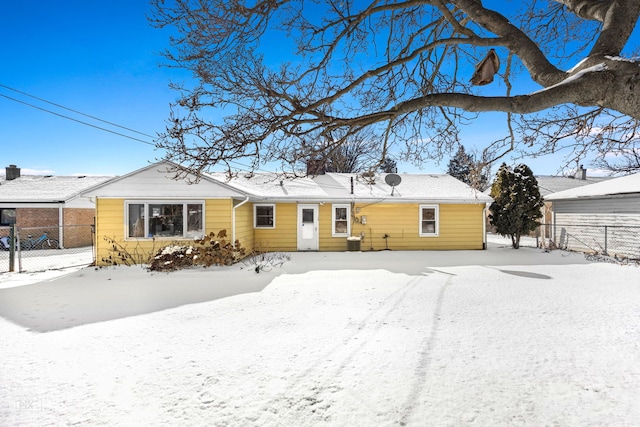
0;83;156;139
0;90;270;171
0;93;156;146
0;84;297;174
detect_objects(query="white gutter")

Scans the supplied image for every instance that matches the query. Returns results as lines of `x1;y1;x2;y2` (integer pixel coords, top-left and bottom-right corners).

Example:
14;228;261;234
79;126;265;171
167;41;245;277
250;197;492;204
232;196;251;245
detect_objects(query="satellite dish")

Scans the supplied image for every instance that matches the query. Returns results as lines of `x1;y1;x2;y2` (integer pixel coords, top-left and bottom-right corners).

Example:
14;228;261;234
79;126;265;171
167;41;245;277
384;173;402;195
385;173;402;186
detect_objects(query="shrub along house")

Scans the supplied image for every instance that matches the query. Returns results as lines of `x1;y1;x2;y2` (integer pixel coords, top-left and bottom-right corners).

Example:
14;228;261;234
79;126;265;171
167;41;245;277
0;165;112;248
82;161;492;265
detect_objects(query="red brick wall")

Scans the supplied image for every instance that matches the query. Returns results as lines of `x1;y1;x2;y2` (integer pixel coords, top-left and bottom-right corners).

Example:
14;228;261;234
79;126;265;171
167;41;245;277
63;208;95;226
63;209;95;248
14;207;96;248
16;208;59;228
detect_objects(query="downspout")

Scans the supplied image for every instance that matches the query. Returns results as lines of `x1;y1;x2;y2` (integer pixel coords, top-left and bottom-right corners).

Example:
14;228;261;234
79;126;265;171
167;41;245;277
58;201;65;249
232;196;250;246
482;205;487;250
552;206;557;245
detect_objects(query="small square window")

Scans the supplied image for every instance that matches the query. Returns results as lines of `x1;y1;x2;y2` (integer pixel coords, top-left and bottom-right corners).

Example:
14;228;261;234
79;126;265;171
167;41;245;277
255;204;275;228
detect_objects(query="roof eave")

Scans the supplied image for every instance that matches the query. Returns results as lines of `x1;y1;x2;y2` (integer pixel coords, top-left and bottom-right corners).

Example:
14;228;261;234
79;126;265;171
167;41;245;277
547;191;640;201
246;196;492;204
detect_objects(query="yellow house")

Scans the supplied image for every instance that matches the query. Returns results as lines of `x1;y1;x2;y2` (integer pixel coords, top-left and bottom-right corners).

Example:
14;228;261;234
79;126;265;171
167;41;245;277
82;161;492;265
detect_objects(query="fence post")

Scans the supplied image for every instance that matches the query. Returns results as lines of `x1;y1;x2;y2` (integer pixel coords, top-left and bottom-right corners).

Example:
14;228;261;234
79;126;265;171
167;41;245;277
604;226;608;255
9;224;16;272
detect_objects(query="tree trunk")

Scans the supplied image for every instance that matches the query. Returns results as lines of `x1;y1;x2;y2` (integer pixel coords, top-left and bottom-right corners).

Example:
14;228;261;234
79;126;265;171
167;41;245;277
512;233;521;249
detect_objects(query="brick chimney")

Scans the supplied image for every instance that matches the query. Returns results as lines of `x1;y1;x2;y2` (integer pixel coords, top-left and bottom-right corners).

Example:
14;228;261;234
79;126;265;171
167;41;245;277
574;165;586;180
5;165;21;181
306;158;327;176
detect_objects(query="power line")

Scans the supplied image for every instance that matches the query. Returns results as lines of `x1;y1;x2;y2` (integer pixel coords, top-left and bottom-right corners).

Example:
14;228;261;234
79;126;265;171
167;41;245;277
0;83;156;139
0;84;284;173
0;93;156;146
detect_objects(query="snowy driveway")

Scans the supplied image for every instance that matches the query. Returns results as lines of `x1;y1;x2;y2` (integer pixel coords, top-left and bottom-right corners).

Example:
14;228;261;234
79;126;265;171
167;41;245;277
1;244;640;426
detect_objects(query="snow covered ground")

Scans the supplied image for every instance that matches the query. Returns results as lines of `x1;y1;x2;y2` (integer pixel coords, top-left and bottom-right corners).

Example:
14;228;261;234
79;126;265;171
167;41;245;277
1;236;640;426
0;247;93;274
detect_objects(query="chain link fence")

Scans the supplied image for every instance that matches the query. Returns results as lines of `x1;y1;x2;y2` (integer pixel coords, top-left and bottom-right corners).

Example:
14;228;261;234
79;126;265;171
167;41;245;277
535;223;640;261
0;225;95;273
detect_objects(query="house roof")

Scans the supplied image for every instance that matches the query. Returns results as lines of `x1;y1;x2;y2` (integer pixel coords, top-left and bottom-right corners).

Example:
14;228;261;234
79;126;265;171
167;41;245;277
482;175;613;198
210;172;328;199
75;161;490;204
79;162;247;199
210;171;492;203
535;176;611;197
0;175;114;203
545;172;640;200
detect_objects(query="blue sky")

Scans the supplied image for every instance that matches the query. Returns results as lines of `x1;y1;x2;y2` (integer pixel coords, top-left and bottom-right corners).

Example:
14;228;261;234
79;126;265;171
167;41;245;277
0;1;631;178
1;1;178;176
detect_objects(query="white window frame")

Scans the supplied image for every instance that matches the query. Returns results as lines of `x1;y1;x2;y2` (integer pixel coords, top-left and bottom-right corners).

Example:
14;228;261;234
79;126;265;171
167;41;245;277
419;204;439;237
125;200;205;240
332;204;350;237
254;204;276;229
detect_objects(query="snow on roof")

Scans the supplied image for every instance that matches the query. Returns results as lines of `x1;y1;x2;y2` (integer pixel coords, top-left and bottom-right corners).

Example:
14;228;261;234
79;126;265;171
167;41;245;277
535;176;611;197
0;175;114;203
209;172;328;199
545;172;640;200
210;172;492;203
325;173;491;202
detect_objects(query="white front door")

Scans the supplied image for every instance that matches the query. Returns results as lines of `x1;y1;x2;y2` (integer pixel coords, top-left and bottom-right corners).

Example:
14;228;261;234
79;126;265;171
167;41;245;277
297;204;319;251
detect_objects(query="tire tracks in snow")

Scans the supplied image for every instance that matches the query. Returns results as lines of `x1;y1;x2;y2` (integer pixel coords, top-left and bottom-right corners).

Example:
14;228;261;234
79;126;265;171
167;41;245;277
399;272;454;425
256;272;449;425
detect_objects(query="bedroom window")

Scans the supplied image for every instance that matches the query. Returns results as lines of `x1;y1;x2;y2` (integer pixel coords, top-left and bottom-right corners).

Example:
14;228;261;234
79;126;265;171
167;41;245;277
254;204;275;228
332;204;350;237
126;201;204;239
419;205;439;237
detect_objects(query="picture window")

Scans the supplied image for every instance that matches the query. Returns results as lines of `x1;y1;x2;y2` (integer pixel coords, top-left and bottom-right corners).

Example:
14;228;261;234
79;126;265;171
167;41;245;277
126;201;204;239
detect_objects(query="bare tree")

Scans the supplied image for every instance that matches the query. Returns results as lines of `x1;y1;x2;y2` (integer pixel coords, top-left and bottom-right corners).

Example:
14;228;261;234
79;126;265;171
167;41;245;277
149;0;640;177
592;141;640;174
299;128;382;174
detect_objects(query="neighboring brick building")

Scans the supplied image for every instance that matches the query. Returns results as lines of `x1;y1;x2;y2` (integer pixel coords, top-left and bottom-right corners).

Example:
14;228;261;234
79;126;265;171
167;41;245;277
0;165;113;248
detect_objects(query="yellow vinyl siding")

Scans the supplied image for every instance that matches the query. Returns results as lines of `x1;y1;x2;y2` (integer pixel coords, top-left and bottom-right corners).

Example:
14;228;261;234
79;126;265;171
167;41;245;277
95;198;236;266
95;198;485;264
318;203;350;251
349;203;485;251
205;199;233;233
233;201;254;251
253;202;297;251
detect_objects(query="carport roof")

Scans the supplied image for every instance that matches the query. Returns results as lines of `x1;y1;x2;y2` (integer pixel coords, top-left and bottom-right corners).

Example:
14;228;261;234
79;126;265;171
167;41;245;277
0;175;113;203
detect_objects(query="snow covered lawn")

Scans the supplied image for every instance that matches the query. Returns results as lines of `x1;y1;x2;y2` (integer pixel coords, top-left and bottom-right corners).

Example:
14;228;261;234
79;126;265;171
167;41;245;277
1;241;640;426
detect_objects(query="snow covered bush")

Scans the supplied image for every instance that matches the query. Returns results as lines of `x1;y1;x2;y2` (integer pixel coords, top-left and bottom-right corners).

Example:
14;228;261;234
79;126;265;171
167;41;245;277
148;230;245;271
149;245;195;272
